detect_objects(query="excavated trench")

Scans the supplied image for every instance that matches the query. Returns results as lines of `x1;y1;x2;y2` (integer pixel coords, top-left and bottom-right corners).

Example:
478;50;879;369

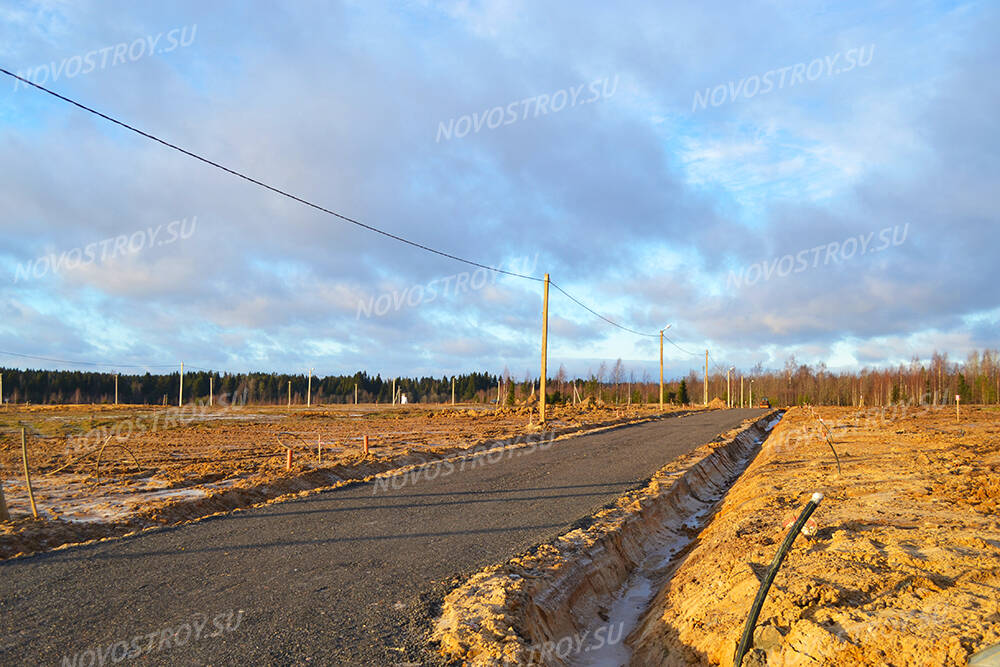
433;411;784;666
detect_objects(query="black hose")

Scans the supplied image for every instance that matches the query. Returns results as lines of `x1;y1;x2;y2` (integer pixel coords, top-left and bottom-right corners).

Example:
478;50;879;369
733;491;824;666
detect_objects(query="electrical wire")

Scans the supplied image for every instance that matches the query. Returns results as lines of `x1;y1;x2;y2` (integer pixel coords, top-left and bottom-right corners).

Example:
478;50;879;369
0;350;176;369
0;67;542;284
2;67;712;360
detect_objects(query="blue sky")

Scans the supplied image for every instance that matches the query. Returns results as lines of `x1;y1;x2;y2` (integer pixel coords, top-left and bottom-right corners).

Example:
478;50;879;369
1;0;997;380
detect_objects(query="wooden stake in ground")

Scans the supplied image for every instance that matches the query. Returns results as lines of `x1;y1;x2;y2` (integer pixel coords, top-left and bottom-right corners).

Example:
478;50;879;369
0;479;9;522
956;394;961;422
21;427;38;519
540;273;550;423
363;435;369;456
354;383;358;405
317;433;322;463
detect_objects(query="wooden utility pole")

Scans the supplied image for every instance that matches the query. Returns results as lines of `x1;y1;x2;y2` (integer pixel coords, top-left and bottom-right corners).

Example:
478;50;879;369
704;350;709;406
956;394;960;422
307;368;313;407
287;380;292;407
540;273;550;423
727;368;731;408
21;428;38;519
451;377;455;405
659;330;664;409
114;373;118;405
179;362;184;406
740;376;744;408
355;383;358;405
209;376;214;407
392;377;397;406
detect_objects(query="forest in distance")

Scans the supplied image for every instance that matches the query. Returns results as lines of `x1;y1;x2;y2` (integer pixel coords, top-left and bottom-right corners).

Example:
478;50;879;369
1;350;997;408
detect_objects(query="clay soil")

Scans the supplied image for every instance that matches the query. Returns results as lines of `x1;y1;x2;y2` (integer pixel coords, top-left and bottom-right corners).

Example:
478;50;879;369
0;401;687;560
631;404;1000;666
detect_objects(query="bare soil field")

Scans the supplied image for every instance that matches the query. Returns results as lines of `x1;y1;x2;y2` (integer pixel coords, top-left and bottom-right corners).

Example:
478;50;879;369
430;405;1000;666
0;401;690;560
632;404;1000;665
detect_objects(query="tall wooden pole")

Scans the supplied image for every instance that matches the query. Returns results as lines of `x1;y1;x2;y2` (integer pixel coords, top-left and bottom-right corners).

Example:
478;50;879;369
540;273;550;424
741;375;744;408
114;374;118;406
21;428;38;519
392;378;397;406
307;368;313;407
209;376;214;407
179;362;184;406
355;383;358;405
704;350;709;406
727;368;731;408
451;377;455;405
497;379;501;406
288;380;292;407
659;330;664;409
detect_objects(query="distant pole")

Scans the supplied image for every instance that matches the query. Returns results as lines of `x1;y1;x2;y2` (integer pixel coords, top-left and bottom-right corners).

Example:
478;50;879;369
451;377;455;405
288;380;292;407
209;376;214;407
956;394;960;422
659;330;664;409
355;383;358;405
750;380;754;408
704;350;709;406
307;368;313;407
392;378;397;406
114;373;118;406
727;368;731;408
21;428;38;519
317;433;322;463
540;273;550;423
740;375;744;408
179;362;184;406
497;379;501;406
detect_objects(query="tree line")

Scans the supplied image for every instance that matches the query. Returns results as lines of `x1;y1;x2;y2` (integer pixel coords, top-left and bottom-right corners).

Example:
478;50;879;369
1;349;996;407
0;369;501;406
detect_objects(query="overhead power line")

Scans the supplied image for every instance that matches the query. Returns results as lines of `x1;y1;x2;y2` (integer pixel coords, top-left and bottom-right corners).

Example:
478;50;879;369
2;67;701;348
0;349;176;369
0;66;540;283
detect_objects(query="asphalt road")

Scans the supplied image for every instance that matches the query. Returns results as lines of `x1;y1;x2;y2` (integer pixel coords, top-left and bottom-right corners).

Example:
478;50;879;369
0;408;765;666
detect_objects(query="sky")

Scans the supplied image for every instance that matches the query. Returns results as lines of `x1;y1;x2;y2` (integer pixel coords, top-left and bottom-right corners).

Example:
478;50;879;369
1;0;997;381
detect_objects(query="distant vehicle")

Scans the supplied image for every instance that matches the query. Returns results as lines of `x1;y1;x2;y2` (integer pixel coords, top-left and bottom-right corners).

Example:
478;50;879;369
759;397;771;408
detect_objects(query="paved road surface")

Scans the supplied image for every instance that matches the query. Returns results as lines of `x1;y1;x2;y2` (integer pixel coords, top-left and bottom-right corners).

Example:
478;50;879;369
0;409;766;665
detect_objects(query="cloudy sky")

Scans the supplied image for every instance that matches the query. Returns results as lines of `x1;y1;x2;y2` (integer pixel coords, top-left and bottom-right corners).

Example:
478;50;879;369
1;0;997;380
